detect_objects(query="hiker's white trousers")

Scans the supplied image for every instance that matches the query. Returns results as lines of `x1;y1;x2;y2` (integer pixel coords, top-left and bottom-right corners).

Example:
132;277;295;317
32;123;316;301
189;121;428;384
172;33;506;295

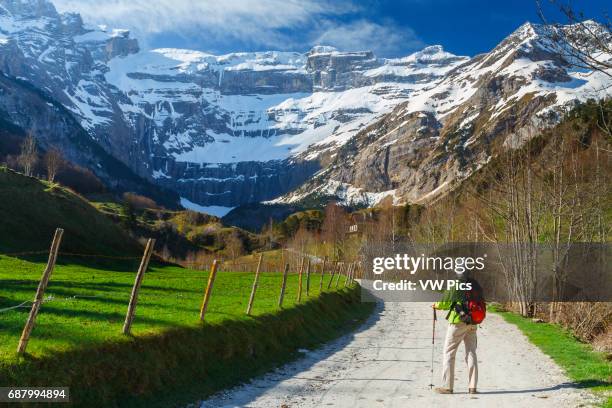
442;322;478;390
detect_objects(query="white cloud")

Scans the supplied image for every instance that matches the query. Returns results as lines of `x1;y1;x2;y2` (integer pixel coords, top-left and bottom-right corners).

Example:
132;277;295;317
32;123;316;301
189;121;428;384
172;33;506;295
53;0;423;56
313;20;424;57
54;0;349;49
55;0;335;32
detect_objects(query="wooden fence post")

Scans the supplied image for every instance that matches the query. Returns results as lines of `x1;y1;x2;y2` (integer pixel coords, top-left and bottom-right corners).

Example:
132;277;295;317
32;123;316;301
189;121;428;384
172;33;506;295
344;263;353;287
327;261;337;289
246;253;264;315
352;262;360;283
297;257;305;303
343;263;349;287
122;238;155;335
17;228;64;354
278;263;290;308
199;259;219;321
305;259;311;297
319;256;327;292
349;262;356;285
335;263;343;288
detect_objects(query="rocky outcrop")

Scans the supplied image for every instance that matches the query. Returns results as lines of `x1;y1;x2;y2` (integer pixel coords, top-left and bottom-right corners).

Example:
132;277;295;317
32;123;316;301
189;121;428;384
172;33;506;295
0;72;179;206
278;22;611;206
105;31;139;60
308;49;377;90
0;0;608;212
219;69;312;95
152;157;319;206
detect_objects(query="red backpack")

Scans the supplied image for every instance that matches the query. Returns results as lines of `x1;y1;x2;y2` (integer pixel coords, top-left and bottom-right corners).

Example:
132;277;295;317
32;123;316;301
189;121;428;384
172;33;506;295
447;279;486;325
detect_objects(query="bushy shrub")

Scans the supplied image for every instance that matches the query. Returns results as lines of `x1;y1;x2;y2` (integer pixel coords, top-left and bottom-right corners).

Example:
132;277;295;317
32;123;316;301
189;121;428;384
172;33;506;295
122;192;160;210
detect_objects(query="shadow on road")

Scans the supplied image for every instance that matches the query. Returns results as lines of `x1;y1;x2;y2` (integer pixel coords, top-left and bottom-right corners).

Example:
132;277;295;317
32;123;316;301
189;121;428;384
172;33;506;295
475;380;608;395
202;301;386;405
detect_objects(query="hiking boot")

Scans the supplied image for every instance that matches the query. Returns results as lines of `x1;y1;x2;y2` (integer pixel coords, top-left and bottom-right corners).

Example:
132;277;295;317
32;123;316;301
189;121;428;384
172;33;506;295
468;388;477;394
434;387;453;394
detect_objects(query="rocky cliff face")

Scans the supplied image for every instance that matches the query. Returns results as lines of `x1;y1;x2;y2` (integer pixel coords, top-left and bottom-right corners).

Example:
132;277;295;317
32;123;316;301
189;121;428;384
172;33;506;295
0;0;469;212
276;22;612;206
151;157;320;207
101;45;466;210
0;0;609;213
0;72;179;206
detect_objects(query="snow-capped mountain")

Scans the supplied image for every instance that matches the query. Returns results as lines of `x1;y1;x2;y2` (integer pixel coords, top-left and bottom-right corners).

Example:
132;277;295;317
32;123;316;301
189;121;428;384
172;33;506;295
0;0;468;211
0;0;609;213
100;43;468;210
275;21;612;206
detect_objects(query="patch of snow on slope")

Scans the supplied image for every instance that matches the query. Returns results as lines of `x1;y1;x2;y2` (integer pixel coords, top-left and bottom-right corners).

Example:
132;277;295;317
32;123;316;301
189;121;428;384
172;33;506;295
180;197;234;217
271;179;397;207
173;131;293;163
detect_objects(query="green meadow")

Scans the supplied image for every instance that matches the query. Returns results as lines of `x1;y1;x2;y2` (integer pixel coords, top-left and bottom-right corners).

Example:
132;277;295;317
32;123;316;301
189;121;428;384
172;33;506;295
0;255;348;359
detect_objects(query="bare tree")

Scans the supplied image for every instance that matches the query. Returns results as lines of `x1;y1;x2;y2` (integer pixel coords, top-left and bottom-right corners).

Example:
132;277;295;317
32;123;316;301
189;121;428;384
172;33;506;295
378;196;396;249
18;134;38;177
290;225;313;256
474;128;547;317
321;202;348;261
537;0;612;77
225;231;244;260
537;1;612;141
262;217;275;250
44;147;63;183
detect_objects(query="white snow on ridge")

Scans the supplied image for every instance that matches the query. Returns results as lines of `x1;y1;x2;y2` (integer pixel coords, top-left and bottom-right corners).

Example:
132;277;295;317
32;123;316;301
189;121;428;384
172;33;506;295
394;33;611;124
390;45;460;64
105;48;441;163
102;44;466;164
107;48;307;77
365;46;467;79
270;178;397;207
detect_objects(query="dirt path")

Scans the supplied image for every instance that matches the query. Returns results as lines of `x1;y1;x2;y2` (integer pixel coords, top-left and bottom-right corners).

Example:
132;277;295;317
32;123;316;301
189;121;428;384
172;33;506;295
200;302;597;407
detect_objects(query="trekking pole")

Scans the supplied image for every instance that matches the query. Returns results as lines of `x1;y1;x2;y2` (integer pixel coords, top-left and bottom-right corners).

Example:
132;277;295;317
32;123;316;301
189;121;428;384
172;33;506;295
429;306;437;389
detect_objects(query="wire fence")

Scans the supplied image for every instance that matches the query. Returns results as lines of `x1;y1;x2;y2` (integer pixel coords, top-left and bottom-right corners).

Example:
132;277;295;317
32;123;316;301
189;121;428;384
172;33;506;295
0;300;32;313
0;229;361;355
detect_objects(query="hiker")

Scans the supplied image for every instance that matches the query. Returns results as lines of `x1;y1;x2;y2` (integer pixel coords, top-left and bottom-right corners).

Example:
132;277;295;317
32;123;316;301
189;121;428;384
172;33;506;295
432;273;486;395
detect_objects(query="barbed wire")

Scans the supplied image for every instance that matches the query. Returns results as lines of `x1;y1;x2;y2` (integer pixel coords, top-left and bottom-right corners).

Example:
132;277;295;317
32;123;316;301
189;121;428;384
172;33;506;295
3;279;341;304
0;250;142;260
0;245;356;333
58;252;142;260
0;300;32;313
0;250;49;257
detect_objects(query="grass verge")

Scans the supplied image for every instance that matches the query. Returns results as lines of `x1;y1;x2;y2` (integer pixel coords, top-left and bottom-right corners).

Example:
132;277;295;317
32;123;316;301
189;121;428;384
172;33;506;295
0;254;373;407
494;307;611;407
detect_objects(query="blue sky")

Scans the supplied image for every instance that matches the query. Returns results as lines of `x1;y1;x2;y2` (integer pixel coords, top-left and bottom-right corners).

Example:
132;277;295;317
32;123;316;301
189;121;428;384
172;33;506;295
54;0;610;58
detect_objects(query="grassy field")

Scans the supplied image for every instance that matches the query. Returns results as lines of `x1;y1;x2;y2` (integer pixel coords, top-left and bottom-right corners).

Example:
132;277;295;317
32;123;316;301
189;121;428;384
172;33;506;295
0;254;348;360
0;254;369;406
0;164;374;406
495;308;612;407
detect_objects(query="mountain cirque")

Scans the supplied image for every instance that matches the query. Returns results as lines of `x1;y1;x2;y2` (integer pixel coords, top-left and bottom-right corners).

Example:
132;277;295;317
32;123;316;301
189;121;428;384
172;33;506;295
0;0;609;211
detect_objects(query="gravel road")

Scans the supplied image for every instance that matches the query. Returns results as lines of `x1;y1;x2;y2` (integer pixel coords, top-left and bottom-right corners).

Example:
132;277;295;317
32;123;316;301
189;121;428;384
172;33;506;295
200;302;597;408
